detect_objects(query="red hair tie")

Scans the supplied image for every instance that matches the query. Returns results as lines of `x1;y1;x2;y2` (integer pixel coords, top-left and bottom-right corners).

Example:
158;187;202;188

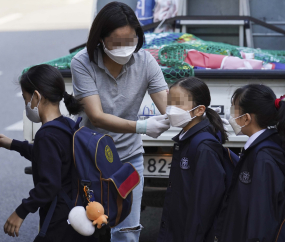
275;95;285;109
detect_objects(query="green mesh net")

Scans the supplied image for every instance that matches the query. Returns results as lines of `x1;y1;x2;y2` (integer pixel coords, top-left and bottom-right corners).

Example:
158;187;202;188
22;32;285;83
22;51;80;74
236;47;285;63
161;65;194;83
159;33;285;68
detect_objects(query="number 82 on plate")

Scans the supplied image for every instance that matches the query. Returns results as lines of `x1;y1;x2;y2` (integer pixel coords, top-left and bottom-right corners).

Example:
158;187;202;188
143;155;172;177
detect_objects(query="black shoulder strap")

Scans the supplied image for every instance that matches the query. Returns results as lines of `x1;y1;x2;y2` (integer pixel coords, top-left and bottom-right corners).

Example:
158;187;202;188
40;117;82;136
38;196;57;237
38;189;74;238
251;140;285;177
187;132;220;174
254;140;283;154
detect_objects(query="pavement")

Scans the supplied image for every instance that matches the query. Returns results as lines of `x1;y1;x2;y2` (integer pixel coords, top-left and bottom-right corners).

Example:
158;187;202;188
0;0;94;31
0;0;162;241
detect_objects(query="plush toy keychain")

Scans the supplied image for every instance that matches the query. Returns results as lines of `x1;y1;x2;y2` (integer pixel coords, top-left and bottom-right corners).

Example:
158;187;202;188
86;202;109;229
83;185;109;229
68;185;109;236
68;206;95;236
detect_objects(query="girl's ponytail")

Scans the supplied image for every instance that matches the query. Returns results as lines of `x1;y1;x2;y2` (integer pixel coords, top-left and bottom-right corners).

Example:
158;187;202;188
63;92;84;116
206;108;228;143
232;84;285;147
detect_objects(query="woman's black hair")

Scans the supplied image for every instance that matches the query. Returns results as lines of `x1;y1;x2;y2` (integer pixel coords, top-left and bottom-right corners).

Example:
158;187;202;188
232;84;285;143
170;77;228;143
87;1;144;62
20;64;83;115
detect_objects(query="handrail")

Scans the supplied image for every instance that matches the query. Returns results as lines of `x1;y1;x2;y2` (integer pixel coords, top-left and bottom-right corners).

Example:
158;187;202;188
142;15;285;35
69;15;285;53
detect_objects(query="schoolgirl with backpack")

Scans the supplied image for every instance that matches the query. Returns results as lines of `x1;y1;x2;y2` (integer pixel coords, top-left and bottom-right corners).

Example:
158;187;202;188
157;77;237;242
0;64;139;241
216;84;285;242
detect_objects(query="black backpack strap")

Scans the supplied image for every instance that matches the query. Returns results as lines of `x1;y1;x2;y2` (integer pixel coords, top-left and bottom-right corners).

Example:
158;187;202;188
216;131;222;143
38;196;57;237
251;140;285;177
38;189;74;238
254;140;283;155
187;132;220;175
252;141;285;242
59;189;74;210
40;117;82;136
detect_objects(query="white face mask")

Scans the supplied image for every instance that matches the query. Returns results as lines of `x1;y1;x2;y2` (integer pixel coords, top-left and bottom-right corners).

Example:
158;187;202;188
26;92;41;123
229;114;247;136
102;41;136;65
166;105;200;128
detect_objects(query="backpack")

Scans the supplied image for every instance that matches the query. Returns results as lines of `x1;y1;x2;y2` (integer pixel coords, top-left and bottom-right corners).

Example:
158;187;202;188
186;132;238;191
250;140;285;242
38;117;140;237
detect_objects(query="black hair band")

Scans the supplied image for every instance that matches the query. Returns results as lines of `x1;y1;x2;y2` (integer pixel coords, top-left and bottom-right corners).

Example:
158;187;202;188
63;91;70;101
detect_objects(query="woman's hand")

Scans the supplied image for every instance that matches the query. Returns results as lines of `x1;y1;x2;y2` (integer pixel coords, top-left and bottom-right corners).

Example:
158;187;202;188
0;134;13;149
4;211;24;237
137;114;170;138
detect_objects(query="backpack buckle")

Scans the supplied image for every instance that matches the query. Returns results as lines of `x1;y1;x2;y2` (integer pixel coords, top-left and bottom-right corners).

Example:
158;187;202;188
81;180;92;187
82;181;94;203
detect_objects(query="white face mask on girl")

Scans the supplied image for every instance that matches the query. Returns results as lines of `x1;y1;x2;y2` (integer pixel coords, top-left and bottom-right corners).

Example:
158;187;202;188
102;41;136;65
229;114;247;136
166;105;201;128
26;92;41;123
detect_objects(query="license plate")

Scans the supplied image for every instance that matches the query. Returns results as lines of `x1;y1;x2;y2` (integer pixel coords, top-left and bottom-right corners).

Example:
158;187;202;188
143;155;172;177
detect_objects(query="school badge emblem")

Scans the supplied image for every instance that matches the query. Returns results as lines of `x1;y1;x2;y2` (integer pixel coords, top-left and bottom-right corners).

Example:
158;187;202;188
180;157;190;170
105;145;113;163
239;171;251;184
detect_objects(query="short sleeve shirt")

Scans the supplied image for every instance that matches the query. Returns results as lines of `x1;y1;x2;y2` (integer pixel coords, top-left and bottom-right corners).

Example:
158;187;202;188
71;47;168;160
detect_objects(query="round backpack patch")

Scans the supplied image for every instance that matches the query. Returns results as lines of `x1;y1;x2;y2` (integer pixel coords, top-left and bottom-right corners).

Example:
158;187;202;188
105;145;113;163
